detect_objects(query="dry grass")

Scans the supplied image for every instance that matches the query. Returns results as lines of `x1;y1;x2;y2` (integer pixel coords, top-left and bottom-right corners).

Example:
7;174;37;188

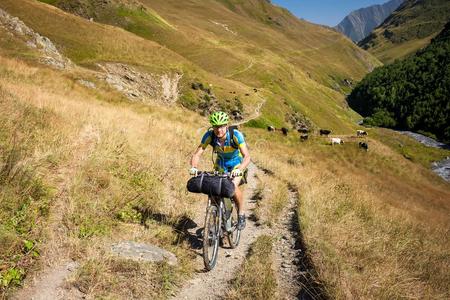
0;55;209;297
253;173;288;227
246;128;450;299
226;235;277;300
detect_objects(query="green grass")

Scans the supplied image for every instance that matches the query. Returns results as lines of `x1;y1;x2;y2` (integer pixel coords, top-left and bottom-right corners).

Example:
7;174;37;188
37;0;58;4
0;0;382;131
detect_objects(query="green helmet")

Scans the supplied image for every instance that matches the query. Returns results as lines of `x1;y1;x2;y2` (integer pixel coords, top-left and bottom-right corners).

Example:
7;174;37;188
209;111;229;126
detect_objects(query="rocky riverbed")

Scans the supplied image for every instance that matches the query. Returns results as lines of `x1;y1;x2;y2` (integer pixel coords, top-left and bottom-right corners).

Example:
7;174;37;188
399;131;450;182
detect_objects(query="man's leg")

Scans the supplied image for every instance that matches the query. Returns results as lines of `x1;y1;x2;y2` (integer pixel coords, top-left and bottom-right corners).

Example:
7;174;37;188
232;177;246;229
233;184;244;214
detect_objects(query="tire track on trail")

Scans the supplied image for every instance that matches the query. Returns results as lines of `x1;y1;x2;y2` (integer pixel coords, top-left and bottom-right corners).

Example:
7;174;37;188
273;184;328;300
172;163;269;300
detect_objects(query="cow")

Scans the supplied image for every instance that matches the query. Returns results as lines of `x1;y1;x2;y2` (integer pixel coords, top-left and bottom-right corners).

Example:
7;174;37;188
267;125;275;132
320;129;332;136
281;127;289;136
331;137;344;145
359;142;369;151
298;127;309;134
357;130;368;137
300;134;309;142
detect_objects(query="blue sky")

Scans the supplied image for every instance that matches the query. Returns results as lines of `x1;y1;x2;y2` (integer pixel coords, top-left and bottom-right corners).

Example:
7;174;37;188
271;0;389;27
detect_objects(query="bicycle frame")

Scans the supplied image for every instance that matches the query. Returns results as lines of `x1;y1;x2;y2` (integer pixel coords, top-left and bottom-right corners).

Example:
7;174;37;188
195;171;241;270
203;194;240;270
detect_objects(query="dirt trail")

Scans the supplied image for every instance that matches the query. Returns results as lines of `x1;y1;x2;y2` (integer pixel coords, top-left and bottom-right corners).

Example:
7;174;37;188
226;58;255;78
273;184;327;300
273;186;304;299
172;163;268;300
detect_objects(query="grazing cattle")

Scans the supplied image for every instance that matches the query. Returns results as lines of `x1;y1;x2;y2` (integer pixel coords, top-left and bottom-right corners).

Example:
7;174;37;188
298;127;309;134
281;127;289;136
267;125;275;132
357;130;368;137
320;129;332;136
331;138;344;145
300;134;309;141
359;142;369;151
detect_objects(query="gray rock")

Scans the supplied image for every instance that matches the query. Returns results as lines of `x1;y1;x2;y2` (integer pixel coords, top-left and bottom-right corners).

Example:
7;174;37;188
77;79;96;89
98;63;182;105
0;8;72;69
431;158;450;182
111;241;178;266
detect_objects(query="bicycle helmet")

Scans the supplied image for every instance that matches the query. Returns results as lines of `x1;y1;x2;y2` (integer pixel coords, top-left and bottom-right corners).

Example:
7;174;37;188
209;111;229;126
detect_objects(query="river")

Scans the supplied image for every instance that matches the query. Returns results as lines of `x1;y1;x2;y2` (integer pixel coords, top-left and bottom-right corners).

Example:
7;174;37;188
398;131;450;182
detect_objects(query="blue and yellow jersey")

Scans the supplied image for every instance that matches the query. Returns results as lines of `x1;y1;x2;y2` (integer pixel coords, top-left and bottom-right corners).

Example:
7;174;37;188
200;129;246;172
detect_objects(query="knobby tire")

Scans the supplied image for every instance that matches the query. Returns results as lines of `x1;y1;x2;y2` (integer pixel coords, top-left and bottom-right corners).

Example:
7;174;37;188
227;199;241;249
203;205;221;270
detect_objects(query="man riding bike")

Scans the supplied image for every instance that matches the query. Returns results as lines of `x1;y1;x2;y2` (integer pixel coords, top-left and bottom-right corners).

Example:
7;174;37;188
190;111;251;230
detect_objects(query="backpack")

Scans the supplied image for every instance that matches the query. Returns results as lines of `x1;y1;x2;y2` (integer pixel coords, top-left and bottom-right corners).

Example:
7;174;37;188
209;125;249;185
209;125;240;150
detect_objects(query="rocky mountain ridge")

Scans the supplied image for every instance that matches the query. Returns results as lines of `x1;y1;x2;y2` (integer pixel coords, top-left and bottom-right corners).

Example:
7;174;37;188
358;0;450;63
335;0;403;42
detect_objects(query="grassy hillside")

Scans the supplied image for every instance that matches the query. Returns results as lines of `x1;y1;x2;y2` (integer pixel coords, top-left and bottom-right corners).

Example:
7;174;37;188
2;0;380;132
1;0;449;299
248;129;450;299
359;0;450;64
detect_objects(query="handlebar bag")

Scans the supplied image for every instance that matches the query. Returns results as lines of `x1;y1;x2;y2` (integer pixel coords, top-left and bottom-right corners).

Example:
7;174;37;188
187;174;235;198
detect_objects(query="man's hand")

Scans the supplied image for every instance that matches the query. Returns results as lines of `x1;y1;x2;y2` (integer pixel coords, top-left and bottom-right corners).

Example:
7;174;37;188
231;169;243;177
189;167;199;176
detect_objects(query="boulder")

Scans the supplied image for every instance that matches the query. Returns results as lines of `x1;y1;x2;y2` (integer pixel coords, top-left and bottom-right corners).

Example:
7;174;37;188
111;241;178;266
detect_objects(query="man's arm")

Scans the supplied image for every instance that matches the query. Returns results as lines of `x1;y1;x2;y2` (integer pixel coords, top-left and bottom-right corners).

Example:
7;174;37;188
238;143;251;170
190;146;205;168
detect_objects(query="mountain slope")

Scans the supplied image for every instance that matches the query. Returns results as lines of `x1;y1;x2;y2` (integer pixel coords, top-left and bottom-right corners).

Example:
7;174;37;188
335;0;403;43
348;21;450;143
14;0;381;131
359;0;450;63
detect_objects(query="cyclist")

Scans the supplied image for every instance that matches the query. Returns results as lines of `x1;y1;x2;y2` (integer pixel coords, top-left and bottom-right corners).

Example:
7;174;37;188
190;111;251;230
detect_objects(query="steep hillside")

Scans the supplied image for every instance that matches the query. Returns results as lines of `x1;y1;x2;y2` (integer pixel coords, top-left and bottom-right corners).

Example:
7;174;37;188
359;0;450;63
335;0;403;43
4;0;380;132
349;21;450;143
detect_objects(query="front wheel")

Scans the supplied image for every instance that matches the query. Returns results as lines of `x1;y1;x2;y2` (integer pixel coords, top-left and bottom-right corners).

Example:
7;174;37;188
203;205;221;270
227;199;241;249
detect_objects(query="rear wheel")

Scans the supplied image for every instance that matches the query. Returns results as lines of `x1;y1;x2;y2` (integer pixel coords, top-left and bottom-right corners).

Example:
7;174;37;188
227;200;241;249
203;205;221;270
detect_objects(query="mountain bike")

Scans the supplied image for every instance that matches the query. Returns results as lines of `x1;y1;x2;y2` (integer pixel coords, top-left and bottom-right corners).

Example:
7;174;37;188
200;172;241;271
